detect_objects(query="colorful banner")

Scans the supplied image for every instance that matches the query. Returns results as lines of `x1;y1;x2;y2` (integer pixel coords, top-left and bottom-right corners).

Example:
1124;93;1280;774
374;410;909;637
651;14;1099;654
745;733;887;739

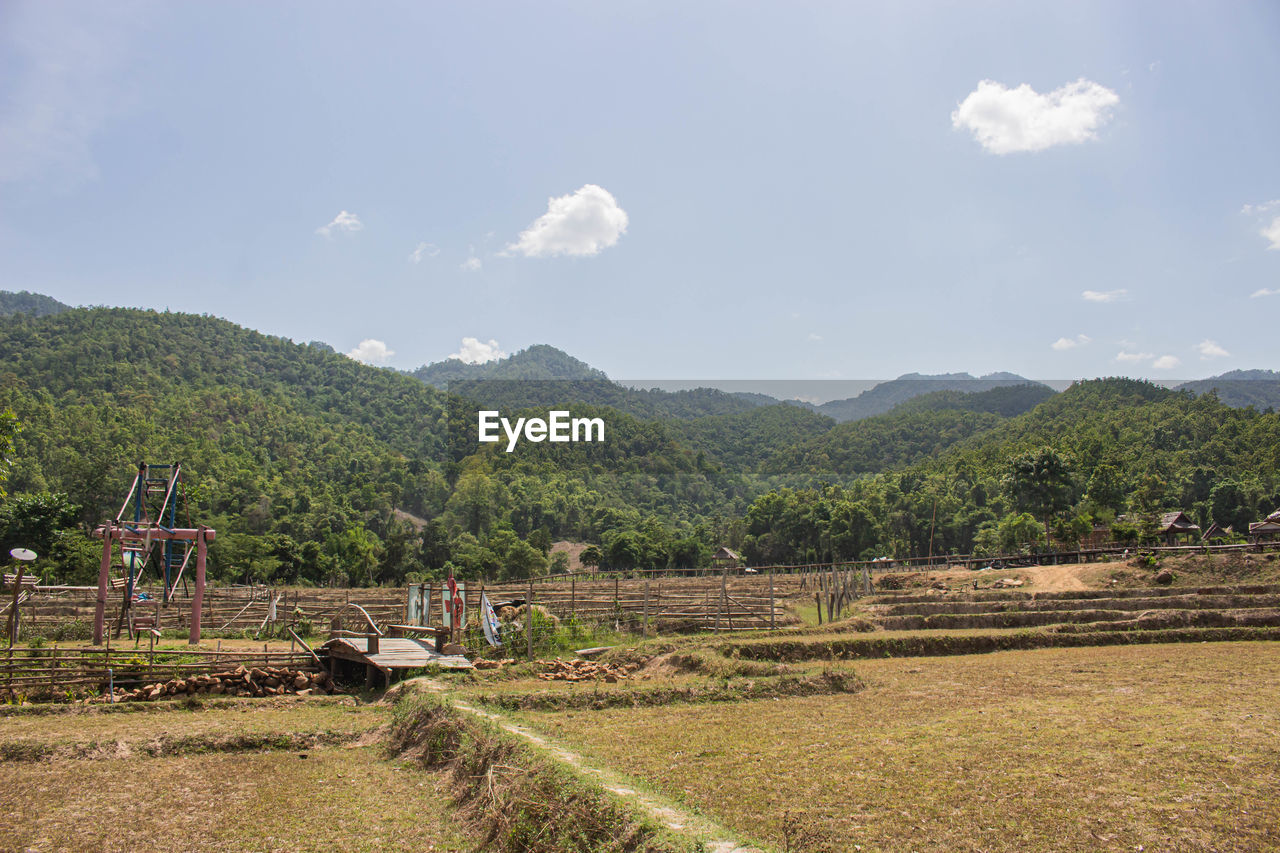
480;593;503;647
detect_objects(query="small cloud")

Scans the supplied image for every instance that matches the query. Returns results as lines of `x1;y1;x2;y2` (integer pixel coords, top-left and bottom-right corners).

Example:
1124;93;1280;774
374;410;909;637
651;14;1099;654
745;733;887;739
1263;217;1280;250
449;337;506;364
1115;350;1154;363
1242;201;1280;250
508;184;629;257
1082;289;1128;303
460;256;482;272
1241;200;1279;216
317;210;363;238
346;338;394;364
1151;354;1181;370
1051;334;1091;351
1195;339;1230;359
1251;287;1280;298
1148;61;1161;73
951;78;1119;154
807;332;823;342
409;242;440;263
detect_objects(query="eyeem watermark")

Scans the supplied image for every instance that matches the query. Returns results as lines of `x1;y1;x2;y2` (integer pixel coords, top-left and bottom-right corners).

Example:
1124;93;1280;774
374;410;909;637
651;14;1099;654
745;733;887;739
478;410;605;452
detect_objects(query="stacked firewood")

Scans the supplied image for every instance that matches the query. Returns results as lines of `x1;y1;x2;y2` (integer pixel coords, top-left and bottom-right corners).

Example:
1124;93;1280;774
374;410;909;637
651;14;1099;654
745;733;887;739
535;659;640;682
105;665;335;702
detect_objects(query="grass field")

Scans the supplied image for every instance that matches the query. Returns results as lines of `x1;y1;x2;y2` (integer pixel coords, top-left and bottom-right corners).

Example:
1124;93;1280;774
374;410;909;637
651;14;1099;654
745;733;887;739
524;642;1280;852
0;748;470;852
0;696;472;852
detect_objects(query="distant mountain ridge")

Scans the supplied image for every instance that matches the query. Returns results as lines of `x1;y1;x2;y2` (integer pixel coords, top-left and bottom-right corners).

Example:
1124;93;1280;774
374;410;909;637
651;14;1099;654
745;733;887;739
0;291;72;318
412;344;607;388
799;372;1049;422
1176;369;1280;410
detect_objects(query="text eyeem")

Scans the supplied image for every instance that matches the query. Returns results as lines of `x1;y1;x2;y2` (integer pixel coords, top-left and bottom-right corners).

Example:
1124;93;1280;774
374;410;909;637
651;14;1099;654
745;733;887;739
477;410;605;452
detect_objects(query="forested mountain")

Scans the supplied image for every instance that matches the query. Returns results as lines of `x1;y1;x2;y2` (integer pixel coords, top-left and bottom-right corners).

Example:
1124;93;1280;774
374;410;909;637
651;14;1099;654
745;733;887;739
1177;369;1280;410
0;291;72;318
412;344;608;387
738;379;1280;565
1;298;1278;586
804;372;1046;422
415;345;770;420
0;308;756;585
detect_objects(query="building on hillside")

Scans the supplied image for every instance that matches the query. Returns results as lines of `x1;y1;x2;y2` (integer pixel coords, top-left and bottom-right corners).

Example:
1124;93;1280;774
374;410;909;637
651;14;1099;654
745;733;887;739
1248;510;1280;542
711;546;742;572
1157;511;1201;545
1201;522;1233;542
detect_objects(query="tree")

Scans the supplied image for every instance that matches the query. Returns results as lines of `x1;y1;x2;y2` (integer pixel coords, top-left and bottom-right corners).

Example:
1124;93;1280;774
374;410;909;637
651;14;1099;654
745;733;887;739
579;544;602;569
1006;449;1075;543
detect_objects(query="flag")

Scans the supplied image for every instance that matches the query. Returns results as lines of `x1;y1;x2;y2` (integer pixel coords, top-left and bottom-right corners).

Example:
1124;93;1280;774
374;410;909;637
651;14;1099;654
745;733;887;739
481;593;502;647
447;573;461;624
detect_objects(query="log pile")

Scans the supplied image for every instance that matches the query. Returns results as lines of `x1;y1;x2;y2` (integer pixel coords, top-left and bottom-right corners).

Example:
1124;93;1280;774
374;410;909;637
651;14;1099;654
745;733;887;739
101;665;335;703
535;658;639;682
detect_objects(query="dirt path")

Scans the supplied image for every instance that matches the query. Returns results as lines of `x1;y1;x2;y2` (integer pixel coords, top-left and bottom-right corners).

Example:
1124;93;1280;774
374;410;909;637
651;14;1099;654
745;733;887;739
407;679;762;853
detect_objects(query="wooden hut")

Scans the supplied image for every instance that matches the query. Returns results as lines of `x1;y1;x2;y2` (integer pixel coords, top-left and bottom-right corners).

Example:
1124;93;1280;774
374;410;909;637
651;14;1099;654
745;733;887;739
1248;510;1280;542
711;547;742;572
1201;522;1233;542
1157;511;1201;545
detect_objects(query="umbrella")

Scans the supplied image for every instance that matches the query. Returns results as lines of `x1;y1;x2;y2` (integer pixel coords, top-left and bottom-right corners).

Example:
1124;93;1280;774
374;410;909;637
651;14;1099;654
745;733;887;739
9;548;36;562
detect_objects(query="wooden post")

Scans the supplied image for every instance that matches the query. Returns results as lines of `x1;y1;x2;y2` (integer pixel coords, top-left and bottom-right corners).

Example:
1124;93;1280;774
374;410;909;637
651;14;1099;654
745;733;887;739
189;528;208;645
93;528;113;646
815;591;822;625
7;564;23;649
642;574;650;636
716;569;725;631
769;567;776;629
570;573;576;621
526;575;534;660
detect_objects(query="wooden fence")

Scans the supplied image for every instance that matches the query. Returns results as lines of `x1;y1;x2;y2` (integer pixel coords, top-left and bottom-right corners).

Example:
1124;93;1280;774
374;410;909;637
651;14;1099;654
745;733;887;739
0;646;318;700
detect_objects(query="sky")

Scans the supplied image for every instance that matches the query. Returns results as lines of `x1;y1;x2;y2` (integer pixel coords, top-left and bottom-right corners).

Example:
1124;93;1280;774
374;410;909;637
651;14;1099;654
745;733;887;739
1;1;1278;382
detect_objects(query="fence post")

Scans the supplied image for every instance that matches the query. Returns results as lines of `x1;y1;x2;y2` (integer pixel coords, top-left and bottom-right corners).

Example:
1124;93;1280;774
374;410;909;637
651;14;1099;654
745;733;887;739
769;567;776;629
643;574;650;636
570;574;576;622
526;575;534;660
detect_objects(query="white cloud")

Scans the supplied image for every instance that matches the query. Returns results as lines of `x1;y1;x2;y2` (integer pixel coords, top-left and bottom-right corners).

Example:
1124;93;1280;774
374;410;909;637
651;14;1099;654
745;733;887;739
807;332;823;342
1242;201;1280;250
409;242;439;263
316;210;363;238
346;339;394;364
1051;334;1091;351
1195;339;1230;359
952;78;1119;154
1082;288;1128;303
1251;287;1280;298
1241;200;1279;216
1262;217;1280;250
449;337;506;364
1151;355;1181;370
460;256;482;272
1115;351;1154;363
508;184;628;257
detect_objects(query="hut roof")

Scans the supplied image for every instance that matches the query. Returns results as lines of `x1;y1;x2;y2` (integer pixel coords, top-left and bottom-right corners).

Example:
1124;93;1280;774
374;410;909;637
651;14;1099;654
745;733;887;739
1268;508;1280;524
1159;511;1200;533
1202;522;1231;541
713;546;741;561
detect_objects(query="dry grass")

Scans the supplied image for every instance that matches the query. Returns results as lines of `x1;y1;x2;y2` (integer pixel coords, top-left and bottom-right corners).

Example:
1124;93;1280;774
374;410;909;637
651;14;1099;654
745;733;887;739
0;697;381;754
0;747;470;852
524;642;1280;852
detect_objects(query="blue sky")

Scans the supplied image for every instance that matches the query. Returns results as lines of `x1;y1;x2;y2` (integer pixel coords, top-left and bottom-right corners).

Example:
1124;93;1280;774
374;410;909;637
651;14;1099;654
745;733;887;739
1;1;1277;381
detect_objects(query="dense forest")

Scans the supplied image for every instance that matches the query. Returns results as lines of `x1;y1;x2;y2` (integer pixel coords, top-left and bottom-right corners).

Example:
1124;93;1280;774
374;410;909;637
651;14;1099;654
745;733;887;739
0;297;1277;588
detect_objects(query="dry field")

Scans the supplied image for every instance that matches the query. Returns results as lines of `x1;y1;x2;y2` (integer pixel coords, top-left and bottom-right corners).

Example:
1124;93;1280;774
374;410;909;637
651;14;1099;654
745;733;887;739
523;642;1280;852
0;698;470;852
